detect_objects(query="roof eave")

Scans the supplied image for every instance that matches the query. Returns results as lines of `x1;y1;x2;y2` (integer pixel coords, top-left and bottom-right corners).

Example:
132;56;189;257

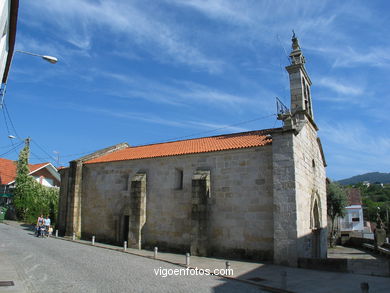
7;162;60;185
84;142;273;165
2;0;19;84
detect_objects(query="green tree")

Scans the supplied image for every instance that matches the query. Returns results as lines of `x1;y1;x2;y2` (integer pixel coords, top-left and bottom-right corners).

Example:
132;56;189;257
13;139;59;224
13;139;33;220
327;181;348;247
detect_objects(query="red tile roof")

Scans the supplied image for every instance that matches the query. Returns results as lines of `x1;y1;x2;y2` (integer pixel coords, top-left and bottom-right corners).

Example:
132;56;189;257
0;158;49;185
85;129;274;165
346;188;362;206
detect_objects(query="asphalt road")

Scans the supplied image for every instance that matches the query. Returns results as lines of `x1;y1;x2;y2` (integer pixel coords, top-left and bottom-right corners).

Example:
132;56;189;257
0;223;263;293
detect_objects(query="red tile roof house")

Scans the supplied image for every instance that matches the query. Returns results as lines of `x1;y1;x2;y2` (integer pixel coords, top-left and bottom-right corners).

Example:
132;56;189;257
0;158;60;203
57;36;327;267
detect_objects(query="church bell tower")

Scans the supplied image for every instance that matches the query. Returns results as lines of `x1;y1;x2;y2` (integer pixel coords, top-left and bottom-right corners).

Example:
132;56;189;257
285;32;314;120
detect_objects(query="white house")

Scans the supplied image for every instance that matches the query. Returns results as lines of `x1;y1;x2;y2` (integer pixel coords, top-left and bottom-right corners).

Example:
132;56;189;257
340;188;364;232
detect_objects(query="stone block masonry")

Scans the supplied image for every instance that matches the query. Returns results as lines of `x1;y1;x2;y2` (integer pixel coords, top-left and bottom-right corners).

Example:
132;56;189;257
190;170;210;256
78;146;274;260
128;172;147;249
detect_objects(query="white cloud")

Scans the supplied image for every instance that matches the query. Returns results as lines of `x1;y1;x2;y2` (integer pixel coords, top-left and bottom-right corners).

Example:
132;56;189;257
168;0;252;24
320;121;390;179
317;77;364;96
333;47;390;68
307;45;390;69
93;70;262;110
321;121;390;157
188;121;248;133
64;104;249;136
25;0;224;72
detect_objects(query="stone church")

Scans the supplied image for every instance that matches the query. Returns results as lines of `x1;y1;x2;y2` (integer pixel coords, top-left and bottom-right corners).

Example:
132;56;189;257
57;35;327;266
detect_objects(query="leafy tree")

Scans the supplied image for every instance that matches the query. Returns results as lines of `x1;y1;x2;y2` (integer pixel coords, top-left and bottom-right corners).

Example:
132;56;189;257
327;181;348;247
352;183;390;227
13;139;59;224
13;140;32;219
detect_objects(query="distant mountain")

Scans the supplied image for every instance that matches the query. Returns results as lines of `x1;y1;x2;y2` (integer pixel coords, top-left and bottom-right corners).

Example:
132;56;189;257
337;172;390;185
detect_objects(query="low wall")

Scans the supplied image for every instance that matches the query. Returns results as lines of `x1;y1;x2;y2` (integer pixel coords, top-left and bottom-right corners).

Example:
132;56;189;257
347;237;390;250
298;257;348;272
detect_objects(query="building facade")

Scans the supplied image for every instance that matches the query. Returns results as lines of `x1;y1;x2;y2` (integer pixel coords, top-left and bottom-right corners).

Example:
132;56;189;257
58;36;327;266
0;0;18;92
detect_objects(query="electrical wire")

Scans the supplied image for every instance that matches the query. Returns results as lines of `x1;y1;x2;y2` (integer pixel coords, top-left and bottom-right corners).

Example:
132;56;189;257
3;102;21;139
30;113;278;161
1;100;57;164
1;102;19;156
31;140;57;162
1;103;278;164
0;144;18;149
30;150;48;163
0;141;24;156
154;113;277;144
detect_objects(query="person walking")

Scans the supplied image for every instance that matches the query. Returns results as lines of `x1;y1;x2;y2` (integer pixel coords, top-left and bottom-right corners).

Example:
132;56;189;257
44;215;51;237
36;214;44;237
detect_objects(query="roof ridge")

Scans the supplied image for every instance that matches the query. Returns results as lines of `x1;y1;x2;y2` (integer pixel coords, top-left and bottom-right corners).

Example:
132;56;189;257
128;127;279;149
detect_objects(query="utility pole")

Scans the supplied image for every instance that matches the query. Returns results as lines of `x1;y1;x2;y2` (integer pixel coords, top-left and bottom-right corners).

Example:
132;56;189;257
25;137;30;147
24;137;31;164
53;151;60;166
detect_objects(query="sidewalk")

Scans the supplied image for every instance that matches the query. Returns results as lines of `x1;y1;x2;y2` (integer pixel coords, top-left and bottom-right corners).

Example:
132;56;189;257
0;222;31;293
2;220;390;293
59;235;390;293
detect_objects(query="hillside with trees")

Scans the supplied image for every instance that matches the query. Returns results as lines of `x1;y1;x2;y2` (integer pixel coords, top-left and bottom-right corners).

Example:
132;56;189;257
338;172;390;185
350;182;390;226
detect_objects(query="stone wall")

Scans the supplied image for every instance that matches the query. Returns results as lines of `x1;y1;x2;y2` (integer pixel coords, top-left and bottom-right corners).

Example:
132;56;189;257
60;143;129;237
272;129;298;266
57;168;69;235
272;120;327;266
293;121;327;260
80;146;274;260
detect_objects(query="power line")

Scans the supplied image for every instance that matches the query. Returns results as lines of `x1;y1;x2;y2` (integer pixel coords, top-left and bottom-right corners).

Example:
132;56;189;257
52;113;278;160
1;107;278;164
0;144;18;149
140;113;277;146
3;102;20;139
0;141;24;157
30;150;48;163
1;101;59;164
1;102;11;137
1;103;19;156
59;150;100;158
31;140;57;162
276;33;291;107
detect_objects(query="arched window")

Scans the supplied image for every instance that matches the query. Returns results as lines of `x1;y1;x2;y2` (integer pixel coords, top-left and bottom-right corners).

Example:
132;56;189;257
310;192;322;230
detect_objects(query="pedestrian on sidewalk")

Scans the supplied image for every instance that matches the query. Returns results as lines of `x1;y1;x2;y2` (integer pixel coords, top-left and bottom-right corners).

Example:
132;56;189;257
44;215;51;237
36;214;44;237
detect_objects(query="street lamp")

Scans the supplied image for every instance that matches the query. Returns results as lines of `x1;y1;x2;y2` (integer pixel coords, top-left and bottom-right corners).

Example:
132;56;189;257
15;50;58;64
8;135;29;146
0;49;58;107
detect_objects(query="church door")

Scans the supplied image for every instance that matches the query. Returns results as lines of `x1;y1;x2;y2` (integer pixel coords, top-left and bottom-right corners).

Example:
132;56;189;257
311;200;321;258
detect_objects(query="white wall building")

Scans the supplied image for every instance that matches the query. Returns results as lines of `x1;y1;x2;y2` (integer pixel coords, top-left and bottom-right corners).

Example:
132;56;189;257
340;188;365;232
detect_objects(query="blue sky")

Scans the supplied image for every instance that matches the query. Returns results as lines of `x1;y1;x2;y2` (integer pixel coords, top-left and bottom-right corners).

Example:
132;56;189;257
1;0;390;180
